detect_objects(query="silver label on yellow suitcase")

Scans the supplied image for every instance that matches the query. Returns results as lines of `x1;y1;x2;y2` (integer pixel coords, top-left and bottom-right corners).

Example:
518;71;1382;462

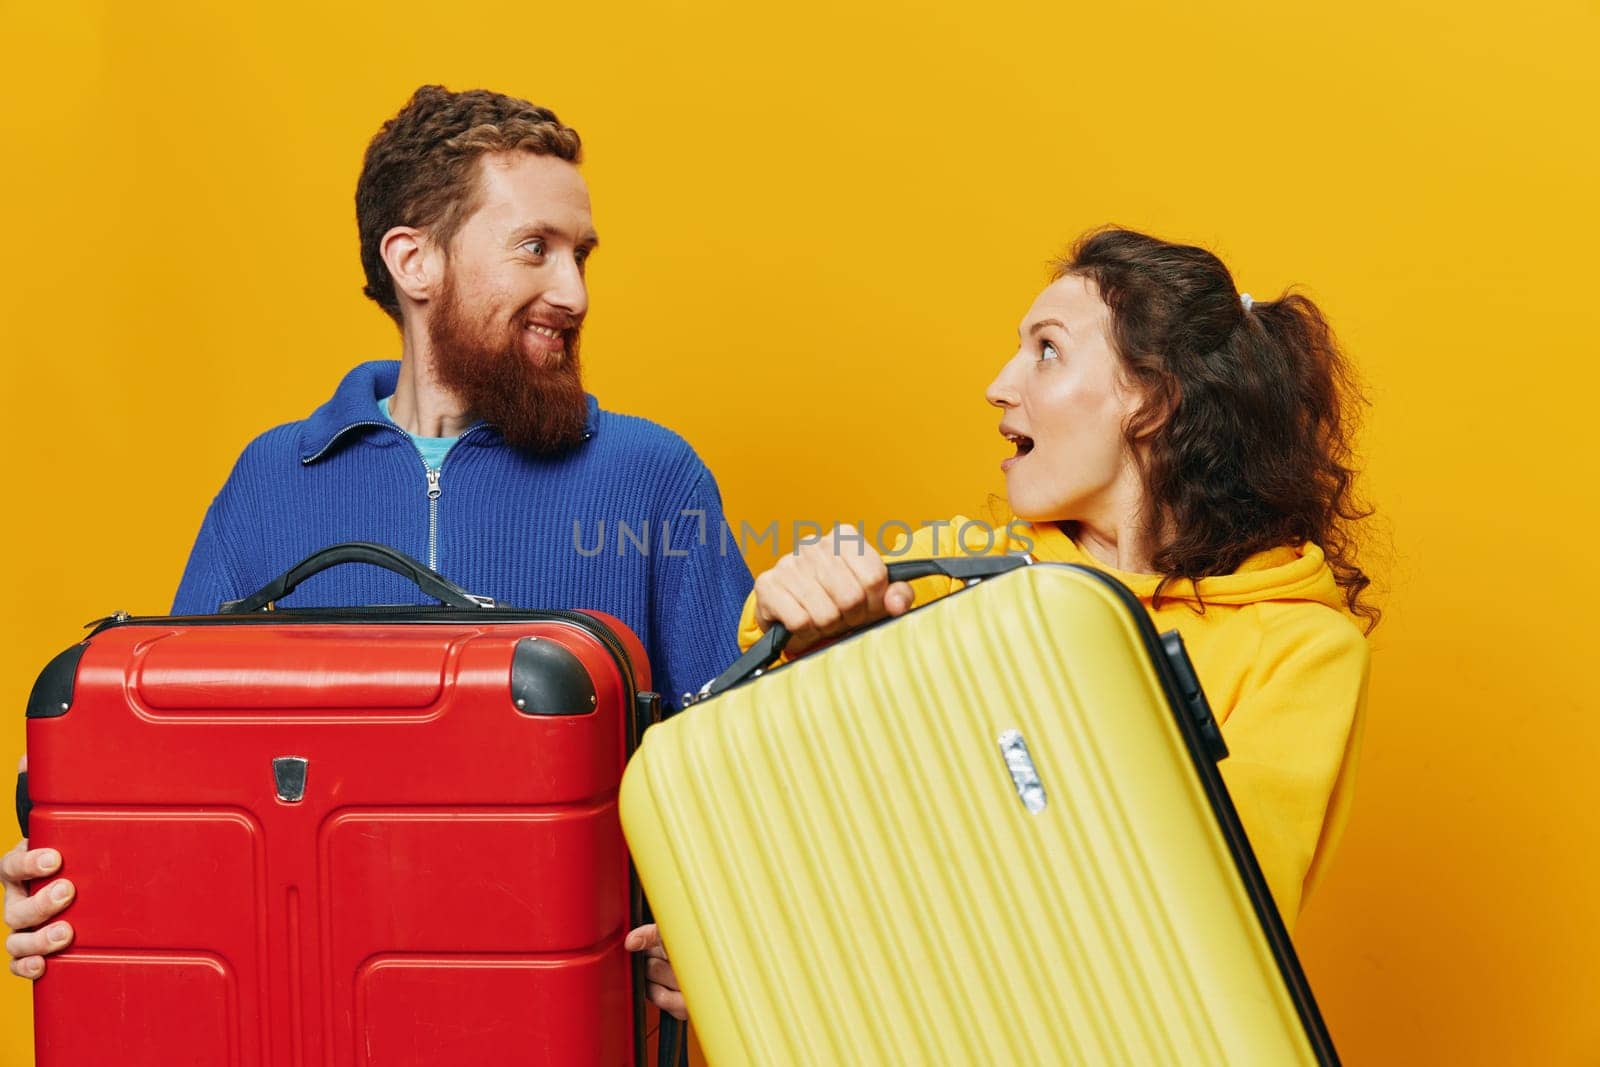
997;729;1047;813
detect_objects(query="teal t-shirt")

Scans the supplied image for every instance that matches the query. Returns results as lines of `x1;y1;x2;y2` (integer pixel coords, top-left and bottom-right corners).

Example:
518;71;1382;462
378;395;458;470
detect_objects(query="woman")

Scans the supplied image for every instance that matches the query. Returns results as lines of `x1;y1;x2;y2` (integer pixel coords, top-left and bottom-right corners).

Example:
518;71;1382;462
631;226;1376;1020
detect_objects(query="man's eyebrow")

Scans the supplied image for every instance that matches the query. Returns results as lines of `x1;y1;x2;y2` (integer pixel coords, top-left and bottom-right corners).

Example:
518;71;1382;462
508;223;601;247
1020;318;1068;338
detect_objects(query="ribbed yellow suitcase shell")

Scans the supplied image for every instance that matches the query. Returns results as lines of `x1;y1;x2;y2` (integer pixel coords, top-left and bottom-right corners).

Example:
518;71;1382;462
621;565;1332;1065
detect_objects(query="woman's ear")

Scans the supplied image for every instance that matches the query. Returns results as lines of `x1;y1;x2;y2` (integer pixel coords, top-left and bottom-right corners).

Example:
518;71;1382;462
380;226;442;306
1126;373;1180;442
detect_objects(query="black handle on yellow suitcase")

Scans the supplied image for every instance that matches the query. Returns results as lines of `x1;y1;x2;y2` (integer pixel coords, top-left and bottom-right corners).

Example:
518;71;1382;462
697;554;1227;760
699;555;1031;701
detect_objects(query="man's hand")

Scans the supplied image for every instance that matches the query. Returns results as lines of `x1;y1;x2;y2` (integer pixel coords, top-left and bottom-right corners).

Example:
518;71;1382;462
751;525;914;655
625;923;687;1021
4;756;75;980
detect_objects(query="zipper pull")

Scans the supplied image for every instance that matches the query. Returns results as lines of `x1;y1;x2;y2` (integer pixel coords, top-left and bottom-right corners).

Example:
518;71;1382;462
426;468;442;500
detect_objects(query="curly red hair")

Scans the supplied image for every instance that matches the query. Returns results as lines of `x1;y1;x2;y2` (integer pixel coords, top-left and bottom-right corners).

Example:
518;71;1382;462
355;85;583;325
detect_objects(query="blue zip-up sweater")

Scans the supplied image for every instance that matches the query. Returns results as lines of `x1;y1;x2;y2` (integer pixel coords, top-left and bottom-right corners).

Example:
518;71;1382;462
173;361;754;707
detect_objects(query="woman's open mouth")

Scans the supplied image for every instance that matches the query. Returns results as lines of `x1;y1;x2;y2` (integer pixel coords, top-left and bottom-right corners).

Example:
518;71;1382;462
1001;430;1034;472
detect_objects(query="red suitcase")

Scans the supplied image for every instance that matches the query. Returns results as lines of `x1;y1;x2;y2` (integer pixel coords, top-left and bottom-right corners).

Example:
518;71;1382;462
19;543;667;1067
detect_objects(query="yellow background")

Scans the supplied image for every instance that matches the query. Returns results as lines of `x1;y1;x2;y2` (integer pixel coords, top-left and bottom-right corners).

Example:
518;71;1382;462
2;0;1596;1063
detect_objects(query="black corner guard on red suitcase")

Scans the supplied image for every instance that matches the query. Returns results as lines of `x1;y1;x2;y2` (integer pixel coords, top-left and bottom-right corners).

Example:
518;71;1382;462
26;643;87;719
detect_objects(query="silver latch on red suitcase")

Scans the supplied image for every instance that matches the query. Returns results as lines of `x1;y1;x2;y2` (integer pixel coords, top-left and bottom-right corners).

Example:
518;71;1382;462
273;757;308;802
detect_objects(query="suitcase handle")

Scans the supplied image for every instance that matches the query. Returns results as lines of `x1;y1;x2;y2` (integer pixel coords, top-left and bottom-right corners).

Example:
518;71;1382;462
15;770;29;838
694;554;1030;702
218;542;495;613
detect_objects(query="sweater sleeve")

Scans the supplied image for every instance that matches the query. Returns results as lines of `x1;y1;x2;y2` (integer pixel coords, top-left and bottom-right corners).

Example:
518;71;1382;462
1214;607;1371;929
649;467;755;709
170;461;257;615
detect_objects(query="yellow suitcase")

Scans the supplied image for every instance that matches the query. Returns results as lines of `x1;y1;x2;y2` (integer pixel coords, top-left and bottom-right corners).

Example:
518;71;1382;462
621;559;1337;1065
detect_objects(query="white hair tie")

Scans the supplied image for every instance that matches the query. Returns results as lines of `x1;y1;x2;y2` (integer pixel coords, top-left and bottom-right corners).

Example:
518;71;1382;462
1240;292;1255;312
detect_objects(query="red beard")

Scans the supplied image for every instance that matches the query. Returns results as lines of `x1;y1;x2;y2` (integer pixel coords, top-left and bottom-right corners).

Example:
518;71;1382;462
428;273;591;456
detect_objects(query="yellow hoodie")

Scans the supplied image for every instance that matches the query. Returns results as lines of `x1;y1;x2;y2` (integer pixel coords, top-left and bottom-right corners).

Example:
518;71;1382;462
737;514;1371;932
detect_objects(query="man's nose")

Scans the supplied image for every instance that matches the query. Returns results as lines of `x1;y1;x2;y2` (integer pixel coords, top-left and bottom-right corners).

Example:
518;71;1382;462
545;255;588;319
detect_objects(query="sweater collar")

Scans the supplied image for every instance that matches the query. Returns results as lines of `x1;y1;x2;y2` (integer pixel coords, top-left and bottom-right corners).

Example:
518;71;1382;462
298;360;602;463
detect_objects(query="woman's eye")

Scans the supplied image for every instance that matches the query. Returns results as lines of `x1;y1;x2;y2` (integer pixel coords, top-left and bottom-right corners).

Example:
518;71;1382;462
1038;341;1059;362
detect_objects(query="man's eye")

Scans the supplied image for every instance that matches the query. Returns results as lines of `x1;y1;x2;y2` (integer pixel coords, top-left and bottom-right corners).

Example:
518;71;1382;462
575;247;591;266
521;239;546;256
1038;341;1059;362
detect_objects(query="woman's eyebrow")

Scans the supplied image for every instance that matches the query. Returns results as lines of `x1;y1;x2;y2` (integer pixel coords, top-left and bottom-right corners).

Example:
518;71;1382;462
1022;317;1069;339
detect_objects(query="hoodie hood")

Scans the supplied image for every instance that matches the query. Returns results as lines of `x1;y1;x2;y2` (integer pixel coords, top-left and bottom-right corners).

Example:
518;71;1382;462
1024;522;1346;612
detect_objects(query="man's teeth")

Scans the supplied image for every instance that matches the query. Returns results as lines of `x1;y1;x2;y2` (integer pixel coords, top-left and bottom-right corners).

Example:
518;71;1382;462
528;325;562;340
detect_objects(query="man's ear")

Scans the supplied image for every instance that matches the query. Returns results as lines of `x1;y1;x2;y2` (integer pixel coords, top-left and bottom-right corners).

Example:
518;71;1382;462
380;226;441;306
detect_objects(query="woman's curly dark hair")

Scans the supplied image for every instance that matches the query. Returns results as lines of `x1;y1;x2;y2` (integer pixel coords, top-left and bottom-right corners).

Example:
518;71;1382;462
1057;228;1378;630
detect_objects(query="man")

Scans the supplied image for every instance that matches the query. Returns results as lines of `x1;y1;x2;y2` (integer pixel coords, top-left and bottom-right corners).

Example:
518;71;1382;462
3;86;748;1013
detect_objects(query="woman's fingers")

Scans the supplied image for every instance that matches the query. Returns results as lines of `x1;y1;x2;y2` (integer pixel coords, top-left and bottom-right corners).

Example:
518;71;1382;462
754;526;898;654
884;580;916;615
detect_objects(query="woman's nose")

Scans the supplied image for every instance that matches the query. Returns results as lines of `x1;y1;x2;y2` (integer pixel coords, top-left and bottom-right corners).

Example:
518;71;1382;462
985;355;1022;409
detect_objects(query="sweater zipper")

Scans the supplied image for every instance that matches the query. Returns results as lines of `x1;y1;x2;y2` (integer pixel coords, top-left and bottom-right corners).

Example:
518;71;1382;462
425;466;442;571
303;420;479;574
420;429;480;572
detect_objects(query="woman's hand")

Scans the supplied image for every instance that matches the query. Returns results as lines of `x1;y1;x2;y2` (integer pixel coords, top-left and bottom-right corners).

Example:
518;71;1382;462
751;525;915;655
625;923;687;1021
